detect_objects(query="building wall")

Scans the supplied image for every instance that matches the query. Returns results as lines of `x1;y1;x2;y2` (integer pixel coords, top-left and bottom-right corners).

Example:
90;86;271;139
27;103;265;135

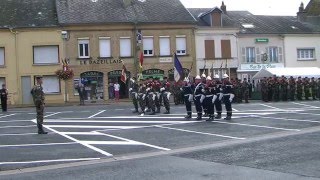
0;29;64;105
284;35;320;68
195;28;238;77
64;24;195;102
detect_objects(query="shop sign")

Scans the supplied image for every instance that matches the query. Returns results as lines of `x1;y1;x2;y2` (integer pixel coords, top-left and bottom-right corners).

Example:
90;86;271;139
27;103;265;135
255;38;269;43
79;59;123;65
240;63;284;71
108;70;131;78
81;71;104;77
159;57;172;63
142;69;164;75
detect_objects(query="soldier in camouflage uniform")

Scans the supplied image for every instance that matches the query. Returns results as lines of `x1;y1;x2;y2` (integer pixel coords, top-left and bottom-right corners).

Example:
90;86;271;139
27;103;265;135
129;77;139;113
310;77;317;100
296;77;303;100
261;77;268;102
242;78;249;103
273;76;280;102
288;76;296;101
267;77;274;102
303;77;310;100
280;76;288;101
317;78;320;99
30;76;47;134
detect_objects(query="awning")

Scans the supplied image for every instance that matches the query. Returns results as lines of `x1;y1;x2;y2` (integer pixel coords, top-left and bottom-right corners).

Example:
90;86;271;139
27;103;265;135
252;67;320;79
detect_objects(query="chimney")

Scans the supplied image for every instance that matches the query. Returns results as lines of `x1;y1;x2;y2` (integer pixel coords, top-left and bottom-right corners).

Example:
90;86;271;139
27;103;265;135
297;2;306;22
221;1;227;14
123;0;132;7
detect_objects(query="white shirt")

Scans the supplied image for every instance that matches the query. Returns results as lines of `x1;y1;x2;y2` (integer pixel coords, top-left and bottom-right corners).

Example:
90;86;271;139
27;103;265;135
114;83;120;91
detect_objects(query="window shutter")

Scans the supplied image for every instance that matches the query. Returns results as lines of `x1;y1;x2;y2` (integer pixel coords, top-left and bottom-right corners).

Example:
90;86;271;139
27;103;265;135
42;76;60;93
34;46;59;64
159;37;170;56
221;40;231;59
205;40;215;59
0;48;4;65
265;47;269;63
176;37;187;54
278;47;283;62
99;39;111;58
241;47;246;63
120;38;132;57
256;47;261;63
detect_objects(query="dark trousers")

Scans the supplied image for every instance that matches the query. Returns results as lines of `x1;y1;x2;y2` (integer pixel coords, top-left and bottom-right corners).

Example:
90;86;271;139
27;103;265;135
163;92;170;111
194;96;203;117
289;89;295;101
223;95;232;117
214;98;222;115
184;95;192;116
205;96;214;117
35;101;44;132
1;98;7;112
148;93;156;112
138;94;146;113
155;93;161;112
131;92;139;111
202;96;208;115
267;89;273;101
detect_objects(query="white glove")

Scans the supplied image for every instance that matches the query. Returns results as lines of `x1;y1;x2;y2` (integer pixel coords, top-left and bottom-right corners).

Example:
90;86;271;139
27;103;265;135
200;95;205;103
160;87;165;92
229;94;235;102
201;89;205;93
180;88;183;91
129;88;133;92
135;93;138;99
157;93;161;99
188;95;193;102
166;92;171;100
212;95;217;103
219;93;223;101
142;94;146;100
146;88;150;92
152;94;156;101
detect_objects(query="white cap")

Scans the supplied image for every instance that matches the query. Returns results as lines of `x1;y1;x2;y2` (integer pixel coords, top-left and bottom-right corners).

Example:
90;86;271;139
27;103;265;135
183;77;189;82
214;74;219;79
223;74;229;78
201;73;206;78
195;75;201;80
206;76;212;81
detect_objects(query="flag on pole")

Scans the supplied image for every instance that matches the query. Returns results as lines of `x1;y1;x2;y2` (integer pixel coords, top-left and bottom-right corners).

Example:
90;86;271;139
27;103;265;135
121;63;127;83
174;53;183;82
138;51;144;81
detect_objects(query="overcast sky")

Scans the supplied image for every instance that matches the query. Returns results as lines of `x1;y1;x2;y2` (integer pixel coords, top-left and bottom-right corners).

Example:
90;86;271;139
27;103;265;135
180;0;310;16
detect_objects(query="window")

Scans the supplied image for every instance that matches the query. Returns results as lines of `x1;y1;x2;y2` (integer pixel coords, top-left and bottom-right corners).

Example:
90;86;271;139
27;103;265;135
143;37;154;56
268;47;278;62
120;38;132;57
41;76;60;94
0;48;4;66
176;36;186;55
0;77;5;86
246;47;255;63
78;39;90;58
297;49;315;60
205;40;215;59
99;37;111;58
159;37;170;56
221;40;231;58
33;46;59;64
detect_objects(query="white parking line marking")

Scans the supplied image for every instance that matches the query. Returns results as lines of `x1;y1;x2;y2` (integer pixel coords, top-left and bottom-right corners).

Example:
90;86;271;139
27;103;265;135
60;132;101;135
291;102;320;109
0;114;16;119
88;110;106;119
155;125;245;140
256;116;320;123
0;120;34;123
232;108;239;112
0;133;41;136
212;121;301;131
94;131;171;151
0;142;78;148
259;104;282;110
47;125;142;129
81;141;141;145
45;120;198;124
0;125;37;129
0;158;101;165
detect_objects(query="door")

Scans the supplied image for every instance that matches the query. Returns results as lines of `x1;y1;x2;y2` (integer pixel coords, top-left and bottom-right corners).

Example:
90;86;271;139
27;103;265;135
21;76;32;104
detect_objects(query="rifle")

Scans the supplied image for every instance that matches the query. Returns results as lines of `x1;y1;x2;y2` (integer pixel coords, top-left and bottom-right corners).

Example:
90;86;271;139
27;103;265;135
187;61;193;79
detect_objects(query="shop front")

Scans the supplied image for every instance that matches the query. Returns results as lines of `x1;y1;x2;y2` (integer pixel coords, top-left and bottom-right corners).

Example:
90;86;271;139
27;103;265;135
108;70;131;99
74;71;105;101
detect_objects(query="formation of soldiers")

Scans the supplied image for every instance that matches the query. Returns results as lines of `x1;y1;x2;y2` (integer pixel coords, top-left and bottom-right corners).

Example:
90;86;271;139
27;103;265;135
129;76;171;115
260;76;320;102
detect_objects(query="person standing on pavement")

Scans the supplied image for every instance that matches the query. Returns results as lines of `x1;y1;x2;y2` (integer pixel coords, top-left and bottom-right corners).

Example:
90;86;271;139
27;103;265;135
242;78;249;103
77;83;85;105
296;77;303;100
114;81;120;102
288;76;296;101
31;76;47;134
0;84;8;112
310;77;317;100
303;77;310;100
222;74;234;120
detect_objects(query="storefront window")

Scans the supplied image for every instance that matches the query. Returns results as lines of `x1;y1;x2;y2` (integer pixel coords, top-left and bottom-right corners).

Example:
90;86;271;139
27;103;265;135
80;71;104;101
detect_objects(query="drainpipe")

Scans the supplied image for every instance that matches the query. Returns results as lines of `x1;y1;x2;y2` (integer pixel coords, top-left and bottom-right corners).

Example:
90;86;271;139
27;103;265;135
9;27;19;105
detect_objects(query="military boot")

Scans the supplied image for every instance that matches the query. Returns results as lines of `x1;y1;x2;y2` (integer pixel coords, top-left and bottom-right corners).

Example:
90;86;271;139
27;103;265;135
38;124;48;134
163;110;170;114
215;113;222;119
224;116;231;120
206;115;214;122
196;114;202;120
156;108;160;113
185;114;192;119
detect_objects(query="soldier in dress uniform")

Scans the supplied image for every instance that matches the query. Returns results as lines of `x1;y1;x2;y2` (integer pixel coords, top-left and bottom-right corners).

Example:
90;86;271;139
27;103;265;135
214;74;223;119
288;76;296;101
160;77;171;114
222;74;234;120
153;77;161;113
0;84;8;112
280;76;288;101
129;77;139;113
146;80;156;115
310;77;317;100
242;78;249;103
204;76;216;121
183;77;194;119
303;77;310;100
138;80;147;116
30;76;48;134
194;75;205;120
296;77;303;100
200;74;208;117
